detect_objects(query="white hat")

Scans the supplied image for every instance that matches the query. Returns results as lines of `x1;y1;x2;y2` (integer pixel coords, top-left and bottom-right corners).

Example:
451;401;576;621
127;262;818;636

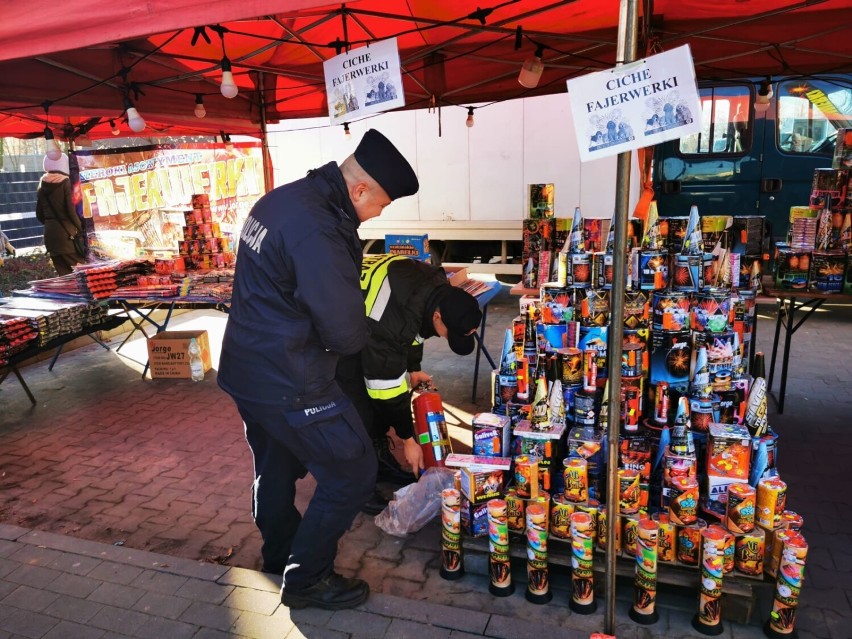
43;153;70;174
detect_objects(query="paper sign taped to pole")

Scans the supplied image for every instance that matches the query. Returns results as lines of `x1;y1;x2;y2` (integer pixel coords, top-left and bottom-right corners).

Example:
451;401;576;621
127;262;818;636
566;44;702;162
324;38;405;124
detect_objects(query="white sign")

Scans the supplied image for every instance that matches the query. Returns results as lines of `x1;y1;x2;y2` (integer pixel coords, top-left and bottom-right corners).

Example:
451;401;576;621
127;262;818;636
323;38;405;124
566;44;702;162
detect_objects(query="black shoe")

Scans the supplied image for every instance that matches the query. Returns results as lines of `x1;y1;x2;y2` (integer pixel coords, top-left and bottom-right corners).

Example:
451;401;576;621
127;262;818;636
282;573;369;610
360;490;389;516
374;436;415;486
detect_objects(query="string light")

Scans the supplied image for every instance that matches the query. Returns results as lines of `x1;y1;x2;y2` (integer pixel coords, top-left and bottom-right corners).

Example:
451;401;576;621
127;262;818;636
466;107;475;128
221;131;234;151
194;94;207;118
220;57;238;99
44;127;61;160
41;102;61;160
109;119;121;136
124;96;146;132
518;43;545;89
343;122;351;140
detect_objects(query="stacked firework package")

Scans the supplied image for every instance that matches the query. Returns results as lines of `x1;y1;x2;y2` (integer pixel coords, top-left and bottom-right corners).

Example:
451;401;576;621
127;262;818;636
439;203;810;635
177;194;237;271
775;137;851;294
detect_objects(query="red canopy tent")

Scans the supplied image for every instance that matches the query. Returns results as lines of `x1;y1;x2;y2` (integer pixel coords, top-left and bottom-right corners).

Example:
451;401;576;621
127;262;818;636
1;0;850;140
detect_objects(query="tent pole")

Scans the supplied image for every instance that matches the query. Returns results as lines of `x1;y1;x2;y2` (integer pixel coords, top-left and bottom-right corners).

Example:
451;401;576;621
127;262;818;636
258;71;273;194
604;0;639;635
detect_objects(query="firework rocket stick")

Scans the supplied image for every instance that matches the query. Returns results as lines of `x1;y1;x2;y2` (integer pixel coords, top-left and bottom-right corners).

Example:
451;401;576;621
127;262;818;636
487;499;514;597
642;200;661;249
569;511;597;614
692;526;726;636
682;204;705;256
525;504;552;604
440;488;464;580
630;518;660;625
765;533;808;638
569;206;586;254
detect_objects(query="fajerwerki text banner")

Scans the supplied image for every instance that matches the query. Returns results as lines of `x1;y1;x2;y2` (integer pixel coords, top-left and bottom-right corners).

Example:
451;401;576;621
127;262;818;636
566;44;702;162
74;142;263;260
324;37;405;124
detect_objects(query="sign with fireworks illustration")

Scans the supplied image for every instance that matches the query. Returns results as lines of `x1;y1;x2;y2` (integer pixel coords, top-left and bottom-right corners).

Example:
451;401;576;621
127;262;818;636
324;38;405;124
75;142;263;261
566;45;702;162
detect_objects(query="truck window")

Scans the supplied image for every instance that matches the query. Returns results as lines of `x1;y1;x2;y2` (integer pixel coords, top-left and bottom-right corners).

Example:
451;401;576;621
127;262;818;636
678;85;752;155
777;78;852;154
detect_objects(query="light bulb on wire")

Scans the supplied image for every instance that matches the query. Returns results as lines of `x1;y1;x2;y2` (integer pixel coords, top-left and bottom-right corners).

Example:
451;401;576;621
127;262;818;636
343;122;351;140
109;119;120;136
220;57;239;99
466;107;475;128
44;127;62;160
518;43;545;89
194;94;206;118
124;96;146;133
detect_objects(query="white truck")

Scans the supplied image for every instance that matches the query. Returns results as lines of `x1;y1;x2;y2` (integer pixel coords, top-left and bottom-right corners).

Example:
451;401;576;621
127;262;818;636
267;93;639;278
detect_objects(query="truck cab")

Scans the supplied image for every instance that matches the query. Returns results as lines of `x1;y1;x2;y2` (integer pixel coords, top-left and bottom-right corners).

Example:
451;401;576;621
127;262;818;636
653;76;852;244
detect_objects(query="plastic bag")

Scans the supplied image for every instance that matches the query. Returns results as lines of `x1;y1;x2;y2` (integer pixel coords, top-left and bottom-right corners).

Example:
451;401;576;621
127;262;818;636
373;467;456;537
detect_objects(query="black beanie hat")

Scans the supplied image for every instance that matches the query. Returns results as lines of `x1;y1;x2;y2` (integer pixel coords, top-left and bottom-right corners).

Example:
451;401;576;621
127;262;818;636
354;129;419;200
438;287;482;356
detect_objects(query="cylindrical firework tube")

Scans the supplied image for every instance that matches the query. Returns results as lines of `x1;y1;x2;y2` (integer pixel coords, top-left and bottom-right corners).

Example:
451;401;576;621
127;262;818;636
669;476;699;525
766;529;801;580
765;533;808;638
486;499;513;596
623;516;639;557
569;511;597;614
726;482;756;534
692;526;727;636
678;519;708;566
652;512;676;563
505;488;525;536
630;518;660;624
597;506;621;553
757;478;788;530
550;494;574;541
563;457;589;503
735;526;766;576
440;488;464;580
619;468;641;515
525;504;552;604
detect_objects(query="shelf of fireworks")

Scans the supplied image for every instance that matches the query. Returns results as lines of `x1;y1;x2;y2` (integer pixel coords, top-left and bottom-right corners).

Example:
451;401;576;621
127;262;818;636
775;164;851;294
438;204;809;637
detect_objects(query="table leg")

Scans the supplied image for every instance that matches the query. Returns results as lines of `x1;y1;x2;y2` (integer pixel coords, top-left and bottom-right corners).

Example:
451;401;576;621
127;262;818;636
777;299;795;414
0;366;36;405
471;305;488;403
767;299;784;392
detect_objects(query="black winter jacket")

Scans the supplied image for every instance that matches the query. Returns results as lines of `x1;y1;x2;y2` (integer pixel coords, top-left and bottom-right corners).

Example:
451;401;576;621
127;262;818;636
361;257;452;439
218;162;369;408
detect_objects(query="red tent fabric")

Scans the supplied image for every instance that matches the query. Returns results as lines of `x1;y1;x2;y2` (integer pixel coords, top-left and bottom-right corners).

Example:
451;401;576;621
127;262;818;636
1;0;850;139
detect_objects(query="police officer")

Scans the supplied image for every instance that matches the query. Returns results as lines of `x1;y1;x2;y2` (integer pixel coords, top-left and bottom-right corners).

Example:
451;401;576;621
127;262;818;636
218;130;418;610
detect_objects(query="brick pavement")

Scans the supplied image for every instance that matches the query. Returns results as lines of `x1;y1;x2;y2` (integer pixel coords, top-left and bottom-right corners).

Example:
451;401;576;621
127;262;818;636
0;285;850;638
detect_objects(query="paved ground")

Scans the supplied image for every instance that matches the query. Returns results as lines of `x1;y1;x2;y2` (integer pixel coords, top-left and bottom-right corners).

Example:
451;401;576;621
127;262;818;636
0;281;850;638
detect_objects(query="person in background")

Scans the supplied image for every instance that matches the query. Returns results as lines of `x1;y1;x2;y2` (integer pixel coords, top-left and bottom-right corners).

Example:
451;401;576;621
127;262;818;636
35;153;84;276
337;254;483;514
218;130;419;611
0;224;15;266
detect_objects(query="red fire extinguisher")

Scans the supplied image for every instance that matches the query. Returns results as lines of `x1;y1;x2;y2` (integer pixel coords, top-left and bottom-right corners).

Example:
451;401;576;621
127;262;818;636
412;383;452;469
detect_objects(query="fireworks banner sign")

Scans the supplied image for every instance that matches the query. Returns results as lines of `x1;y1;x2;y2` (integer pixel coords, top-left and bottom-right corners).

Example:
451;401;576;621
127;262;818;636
323;37;405;124
566;45;702;162
74;142;263;260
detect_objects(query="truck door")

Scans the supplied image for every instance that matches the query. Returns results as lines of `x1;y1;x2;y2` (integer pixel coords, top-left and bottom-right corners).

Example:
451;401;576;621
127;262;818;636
654;83;760;219
764;78;851;241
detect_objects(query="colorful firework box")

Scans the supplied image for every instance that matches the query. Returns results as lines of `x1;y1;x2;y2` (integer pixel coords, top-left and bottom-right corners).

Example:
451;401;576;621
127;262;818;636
664;216;690;253
701;215;733;256
703;475;750;519
472;412;512;458
459;494;489;537
774;245;811;290
731;216;769;256
385;234;430;262
808;250;846;293
529;183;555;219
567;426;605;500
650;329;691;390
706;422;751;480
846;253;852;294
447;454;511;506
512;420;568;496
